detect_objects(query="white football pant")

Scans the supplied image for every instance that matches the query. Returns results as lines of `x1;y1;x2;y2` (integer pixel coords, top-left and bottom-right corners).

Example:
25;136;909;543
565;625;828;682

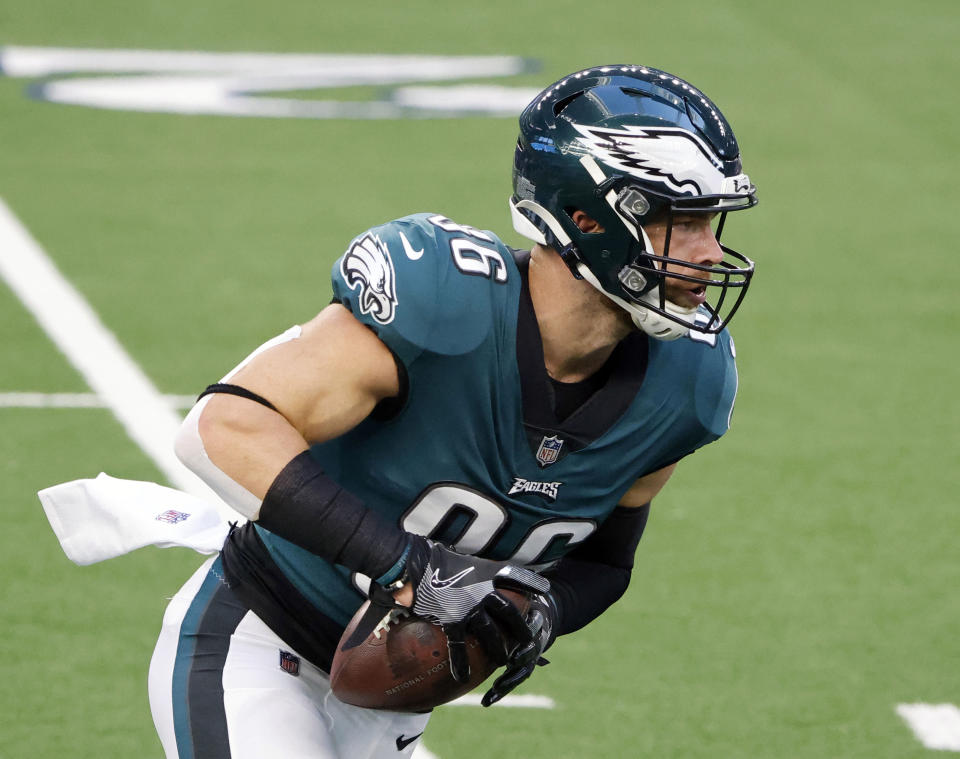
149;557;431;758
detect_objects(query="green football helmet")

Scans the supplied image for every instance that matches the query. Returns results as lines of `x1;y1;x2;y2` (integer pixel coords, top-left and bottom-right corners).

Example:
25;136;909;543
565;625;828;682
510;65;757;339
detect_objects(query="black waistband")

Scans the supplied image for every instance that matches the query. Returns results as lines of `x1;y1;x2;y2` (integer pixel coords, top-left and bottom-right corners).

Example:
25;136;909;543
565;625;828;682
219;521;346;672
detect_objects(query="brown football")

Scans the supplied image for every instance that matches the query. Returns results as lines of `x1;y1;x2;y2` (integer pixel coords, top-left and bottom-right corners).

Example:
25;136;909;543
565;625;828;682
330;589;530;712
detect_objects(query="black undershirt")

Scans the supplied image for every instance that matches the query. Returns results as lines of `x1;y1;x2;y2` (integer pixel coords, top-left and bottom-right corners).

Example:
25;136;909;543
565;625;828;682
220;522;346;672
512;249;649;464
547;362;615;422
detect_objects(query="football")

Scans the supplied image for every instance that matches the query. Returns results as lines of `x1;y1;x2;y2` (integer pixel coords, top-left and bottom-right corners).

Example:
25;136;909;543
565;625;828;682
330;590;530;712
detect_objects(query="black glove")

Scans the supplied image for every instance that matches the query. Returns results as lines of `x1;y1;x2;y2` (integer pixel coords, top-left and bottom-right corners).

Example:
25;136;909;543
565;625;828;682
372;536;550;682
481;591;558;707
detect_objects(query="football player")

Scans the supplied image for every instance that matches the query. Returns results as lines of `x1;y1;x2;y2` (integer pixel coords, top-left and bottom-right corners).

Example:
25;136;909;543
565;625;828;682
149;64;758;757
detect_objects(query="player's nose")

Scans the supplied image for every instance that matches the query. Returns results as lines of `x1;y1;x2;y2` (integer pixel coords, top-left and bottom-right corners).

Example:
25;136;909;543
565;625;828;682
692;224;724;267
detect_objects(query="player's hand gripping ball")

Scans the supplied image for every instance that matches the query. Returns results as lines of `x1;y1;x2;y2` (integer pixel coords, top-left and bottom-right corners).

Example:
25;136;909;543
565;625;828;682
331;537;552;711
330;589;531;712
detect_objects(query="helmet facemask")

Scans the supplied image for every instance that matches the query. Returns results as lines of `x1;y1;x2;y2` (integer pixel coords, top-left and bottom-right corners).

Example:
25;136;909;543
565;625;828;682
513;175;756;340
603;183;756;339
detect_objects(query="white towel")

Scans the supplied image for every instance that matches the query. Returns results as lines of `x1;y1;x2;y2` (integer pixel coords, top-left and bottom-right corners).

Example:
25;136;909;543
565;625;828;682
38;473;231;565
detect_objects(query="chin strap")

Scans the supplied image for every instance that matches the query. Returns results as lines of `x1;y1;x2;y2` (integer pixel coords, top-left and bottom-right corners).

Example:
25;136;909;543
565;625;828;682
632;291;696;341
575;263;691;341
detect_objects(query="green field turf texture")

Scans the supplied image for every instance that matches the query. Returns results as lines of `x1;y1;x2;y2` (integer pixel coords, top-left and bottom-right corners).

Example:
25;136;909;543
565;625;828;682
1;1;958;757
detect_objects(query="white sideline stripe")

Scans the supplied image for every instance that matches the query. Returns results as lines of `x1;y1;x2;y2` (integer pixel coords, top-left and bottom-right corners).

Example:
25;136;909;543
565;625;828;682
0;392;197;409
414;693;554;757
897;703;960;751
446;694;555;709
0;198;226;512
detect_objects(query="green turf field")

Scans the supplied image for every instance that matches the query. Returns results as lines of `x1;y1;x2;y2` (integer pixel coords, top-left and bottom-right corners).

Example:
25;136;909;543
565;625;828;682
2;1;958;757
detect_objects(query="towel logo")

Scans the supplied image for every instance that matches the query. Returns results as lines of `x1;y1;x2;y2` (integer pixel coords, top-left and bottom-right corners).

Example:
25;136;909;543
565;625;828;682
155;509;190;524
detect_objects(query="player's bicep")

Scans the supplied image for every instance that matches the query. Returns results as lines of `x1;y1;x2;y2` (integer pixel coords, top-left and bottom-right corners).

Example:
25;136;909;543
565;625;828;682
226;303;401;443
619;463;677;508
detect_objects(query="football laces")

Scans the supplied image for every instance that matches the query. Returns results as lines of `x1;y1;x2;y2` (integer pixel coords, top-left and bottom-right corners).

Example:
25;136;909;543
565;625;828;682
373;608;411;640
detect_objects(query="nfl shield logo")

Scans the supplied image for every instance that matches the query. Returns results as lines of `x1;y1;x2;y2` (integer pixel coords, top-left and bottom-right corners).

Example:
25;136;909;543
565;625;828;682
279;651;300;676
155;509;190;524
536;435;564;467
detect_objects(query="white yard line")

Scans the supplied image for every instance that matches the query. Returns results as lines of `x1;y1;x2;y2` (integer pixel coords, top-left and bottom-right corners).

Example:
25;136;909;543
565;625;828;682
407;695;553;758
447;693;555;709
0;198;225;511
0;47;536;121
0;392;198;409
897;703;960;752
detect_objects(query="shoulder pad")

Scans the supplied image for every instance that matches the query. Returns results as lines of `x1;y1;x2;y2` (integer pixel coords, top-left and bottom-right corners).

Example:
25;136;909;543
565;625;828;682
649;326;739;442
331;214;517;365
689;328;739;438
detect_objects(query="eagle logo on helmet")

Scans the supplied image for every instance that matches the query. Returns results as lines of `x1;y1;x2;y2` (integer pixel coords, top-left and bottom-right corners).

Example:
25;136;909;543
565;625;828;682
340;233;398;325
573;124;726;197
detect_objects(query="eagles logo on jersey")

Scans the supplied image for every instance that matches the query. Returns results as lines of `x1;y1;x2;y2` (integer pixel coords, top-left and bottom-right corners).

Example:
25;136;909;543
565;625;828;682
340;233;398;325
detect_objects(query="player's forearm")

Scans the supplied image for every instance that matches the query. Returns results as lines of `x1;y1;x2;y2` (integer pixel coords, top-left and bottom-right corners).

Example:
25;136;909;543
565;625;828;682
542;558;631;635
541;503;651;635
255;450;410;581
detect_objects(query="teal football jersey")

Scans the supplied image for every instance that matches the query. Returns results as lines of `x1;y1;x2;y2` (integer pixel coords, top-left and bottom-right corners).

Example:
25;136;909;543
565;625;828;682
255;213;739;626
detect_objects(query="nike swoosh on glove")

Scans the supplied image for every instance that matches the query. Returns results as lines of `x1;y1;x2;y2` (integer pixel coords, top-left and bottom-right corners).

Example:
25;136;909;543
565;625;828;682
373;536;550;682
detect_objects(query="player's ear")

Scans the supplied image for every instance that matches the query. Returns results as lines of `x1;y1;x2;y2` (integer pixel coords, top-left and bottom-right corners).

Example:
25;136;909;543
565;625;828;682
570;210;604;234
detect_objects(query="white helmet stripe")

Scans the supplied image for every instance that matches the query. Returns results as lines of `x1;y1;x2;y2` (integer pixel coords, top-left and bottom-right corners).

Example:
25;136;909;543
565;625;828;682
510;198;572;247
579;155;640;243
578;154;606;184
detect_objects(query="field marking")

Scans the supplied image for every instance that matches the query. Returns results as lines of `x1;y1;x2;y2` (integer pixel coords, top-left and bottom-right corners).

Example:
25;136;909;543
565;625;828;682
407;694;553;757
897;703;960;752
0;198;225;511
0;46;538;119
447;694;555;709
0;392;197;409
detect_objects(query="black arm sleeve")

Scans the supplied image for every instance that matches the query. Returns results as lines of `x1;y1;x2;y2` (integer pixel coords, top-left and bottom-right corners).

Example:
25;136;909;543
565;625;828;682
257;450;410;584
541;503;650;636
